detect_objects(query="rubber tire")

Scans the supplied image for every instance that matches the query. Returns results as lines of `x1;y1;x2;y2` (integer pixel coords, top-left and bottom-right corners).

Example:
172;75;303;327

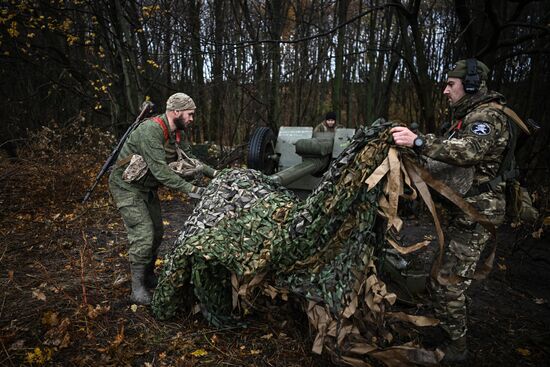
247;127;277;174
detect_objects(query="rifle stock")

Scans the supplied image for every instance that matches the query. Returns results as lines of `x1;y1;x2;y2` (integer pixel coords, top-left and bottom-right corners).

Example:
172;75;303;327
82;102;155;203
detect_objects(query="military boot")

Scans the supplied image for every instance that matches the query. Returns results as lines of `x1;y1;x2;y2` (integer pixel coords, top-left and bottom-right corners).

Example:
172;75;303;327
144;258;158;289
130;264;152;305
441;336;468;364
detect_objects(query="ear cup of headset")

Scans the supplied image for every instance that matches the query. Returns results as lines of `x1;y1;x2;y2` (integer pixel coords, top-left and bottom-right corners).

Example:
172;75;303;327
463;58;481;94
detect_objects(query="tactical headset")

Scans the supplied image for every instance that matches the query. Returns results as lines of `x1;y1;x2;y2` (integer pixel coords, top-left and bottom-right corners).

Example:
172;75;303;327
463;58;481;94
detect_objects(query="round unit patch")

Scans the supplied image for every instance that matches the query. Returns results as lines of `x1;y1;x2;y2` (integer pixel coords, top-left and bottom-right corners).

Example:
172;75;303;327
470;121;492;136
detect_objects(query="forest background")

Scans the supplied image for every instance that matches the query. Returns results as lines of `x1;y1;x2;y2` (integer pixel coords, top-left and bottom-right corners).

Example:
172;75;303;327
1;1;550;366
1;0;549;185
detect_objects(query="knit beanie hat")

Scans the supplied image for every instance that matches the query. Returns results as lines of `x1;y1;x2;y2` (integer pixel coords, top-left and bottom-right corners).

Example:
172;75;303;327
166;93;196;111
325;111;337;120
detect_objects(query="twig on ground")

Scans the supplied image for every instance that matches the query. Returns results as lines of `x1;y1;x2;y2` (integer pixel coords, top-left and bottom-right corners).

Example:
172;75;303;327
0;341;15;367
0;292;6;320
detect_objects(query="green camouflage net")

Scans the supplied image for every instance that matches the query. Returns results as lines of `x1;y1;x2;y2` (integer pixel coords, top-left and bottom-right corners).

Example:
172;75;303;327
152;123;444;366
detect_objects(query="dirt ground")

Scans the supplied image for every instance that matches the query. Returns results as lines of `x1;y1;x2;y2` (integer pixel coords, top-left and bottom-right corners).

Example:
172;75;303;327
1;130;549;366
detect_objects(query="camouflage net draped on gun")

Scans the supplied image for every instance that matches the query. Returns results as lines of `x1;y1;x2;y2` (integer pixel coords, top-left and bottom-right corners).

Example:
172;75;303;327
152;123;448;366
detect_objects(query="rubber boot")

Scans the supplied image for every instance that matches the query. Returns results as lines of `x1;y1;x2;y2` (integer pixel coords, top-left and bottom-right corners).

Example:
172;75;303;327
130;264;152;305
441;336;468;364
144;258;158;289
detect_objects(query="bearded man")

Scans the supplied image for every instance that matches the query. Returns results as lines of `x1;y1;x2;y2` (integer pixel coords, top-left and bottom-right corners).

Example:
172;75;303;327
109;93;217;304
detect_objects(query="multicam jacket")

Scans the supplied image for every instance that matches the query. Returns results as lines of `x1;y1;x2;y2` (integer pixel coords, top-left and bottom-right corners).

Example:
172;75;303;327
419;89;512;220
313;121;344;133
110;114;213;193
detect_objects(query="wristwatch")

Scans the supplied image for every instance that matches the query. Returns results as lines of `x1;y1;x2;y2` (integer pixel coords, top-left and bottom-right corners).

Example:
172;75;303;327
413;136;425;152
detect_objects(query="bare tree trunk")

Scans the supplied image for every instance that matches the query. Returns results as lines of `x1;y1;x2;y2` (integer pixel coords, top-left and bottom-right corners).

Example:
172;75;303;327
393;0;435;131
266;0;289;131
332;0;349;121
210;0;226;145
239;0;267;129
189;0;208;142
112;0;139;116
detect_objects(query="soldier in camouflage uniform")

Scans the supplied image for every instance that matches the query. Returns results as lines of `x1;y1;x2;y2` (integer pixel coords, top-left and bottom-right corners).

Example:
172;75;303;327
313;111;342;133
391;59;514;362
109;93;217;305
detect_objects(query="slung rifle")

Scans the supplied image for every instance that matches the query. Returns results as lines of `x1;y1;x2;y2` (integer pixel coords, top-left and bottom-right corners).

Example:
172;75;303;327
81;101;155;203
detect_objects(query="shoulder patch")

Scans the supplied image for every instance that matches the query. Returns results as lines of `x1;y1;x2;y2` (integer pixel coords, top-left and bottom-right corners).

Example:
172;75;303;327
470;121;492;136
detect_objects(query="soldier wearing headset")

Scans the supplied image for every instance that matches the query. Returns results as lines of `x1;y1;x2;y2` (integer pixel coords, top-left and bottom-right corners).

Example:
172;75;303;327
391;59;529;362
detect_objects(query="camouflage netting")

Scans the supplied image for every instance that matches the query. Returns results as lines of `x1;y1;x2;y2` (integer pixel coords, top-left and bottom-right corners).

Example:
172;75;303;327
152;122;447;366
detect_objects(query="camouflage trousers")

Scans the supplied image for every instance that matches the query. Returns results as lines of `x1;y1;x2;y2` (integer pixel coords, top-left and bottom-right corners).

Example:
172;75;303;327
429;219;491;340
109;181;163;266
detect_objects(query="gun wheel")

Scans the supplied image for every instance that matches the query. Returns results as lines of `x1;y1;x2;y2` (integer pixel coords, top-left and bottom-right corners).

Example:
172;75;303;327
247;127;277;174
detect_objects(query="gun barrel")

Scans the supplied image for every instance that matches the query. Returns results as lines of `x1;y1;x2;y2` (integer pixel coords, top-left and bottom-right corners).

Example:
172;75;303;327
269;157;329;186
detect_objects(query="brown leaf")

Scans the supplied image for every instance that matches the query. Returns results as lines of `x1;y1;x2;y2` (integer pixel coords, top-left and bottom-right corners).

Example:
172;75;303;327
112;325;125;348
532;228;543;239
32;288;47;301
44;318;71;349
41;311;59;327
87;304;111;319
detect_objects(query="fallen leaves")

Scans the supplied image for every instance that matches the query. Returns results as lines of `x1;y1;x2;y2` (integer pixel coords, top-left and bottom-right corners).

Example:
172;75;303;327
97;324;125;352
32;288;47;302
44;317;71;348
41;311;59;327
191;348;208;357
531;228;543;239
25;347;53;366
516;347;531;357
86;304;111;319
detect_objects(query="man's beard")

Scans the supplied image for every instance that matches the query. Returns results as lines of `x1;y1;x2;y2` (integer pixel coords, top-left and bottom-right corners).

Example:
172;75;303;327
174;116;186;130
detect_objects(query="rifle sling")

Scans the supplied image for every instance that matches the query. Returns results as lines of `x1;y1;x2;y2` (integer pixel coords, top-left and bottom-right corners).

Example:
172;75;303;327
478;102;531;135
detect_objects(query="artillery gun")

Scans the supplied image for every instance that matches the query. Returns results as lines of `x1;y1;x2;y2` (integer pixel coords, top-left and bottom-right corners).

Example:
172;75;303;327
247;126;356;190
246;121;475;303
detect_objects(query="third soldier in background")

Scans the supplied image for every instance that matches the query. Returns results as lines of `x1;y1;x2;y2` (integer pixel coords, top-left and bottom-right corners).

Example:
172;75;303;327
314;111;341;133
